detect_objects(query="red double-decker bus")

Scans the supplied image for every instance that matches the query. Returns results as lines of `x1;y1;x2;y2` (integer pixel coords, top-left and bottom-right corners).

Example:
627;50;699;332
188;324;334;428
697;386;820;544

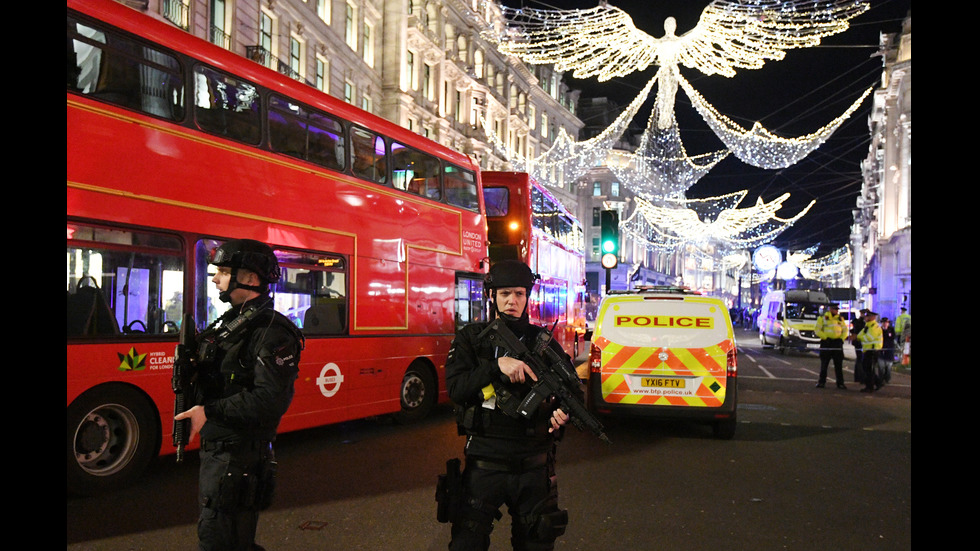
482;172;587;358
67;0;488;494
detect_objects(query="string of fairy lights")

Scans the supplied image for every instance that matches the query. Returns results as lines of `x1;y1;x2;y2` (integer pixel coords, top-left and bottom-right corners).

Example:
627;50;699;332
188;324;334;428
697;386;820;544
480;0;872;267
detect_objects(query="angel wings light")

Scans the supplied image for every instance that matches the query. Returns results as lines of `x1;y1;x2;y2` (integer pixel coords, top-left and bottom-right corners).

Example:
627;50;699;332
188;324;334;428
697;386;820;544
484;1;870;253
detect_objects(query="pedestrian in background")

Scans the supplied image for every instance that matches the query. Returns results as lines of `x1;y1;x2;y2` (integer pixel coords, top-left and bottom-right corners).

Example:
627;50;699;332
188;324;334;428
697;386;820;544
879;317;896;385
850;309;867;383
857;311;883;393
895;307;910;337
814;304;847;389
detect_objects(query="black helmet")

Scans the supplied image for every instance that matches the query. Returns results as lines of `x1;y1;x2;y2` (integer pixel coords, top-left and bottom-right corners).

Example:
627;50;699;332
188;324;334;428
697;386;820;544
485;260;536;291
209;239;281;284
209;239;280;302
484;260;537;330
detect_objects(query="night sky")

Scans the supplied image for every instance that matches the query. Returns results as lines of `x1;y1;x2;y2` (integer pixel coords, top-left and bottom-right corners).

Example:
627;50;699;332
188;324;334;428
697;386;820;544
498;0;911;255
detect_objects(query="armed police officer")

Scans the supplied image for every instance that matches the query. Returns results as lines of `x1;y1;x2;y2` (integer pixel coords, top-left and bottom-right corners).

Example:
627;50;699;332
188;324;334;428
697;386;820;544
444;260;572;551
174;239;303;551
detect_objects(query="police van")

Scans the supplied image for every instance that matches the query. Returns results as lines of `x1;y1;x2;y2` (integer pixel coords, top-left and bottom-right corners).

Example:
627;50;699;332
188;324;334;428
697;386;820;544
587;287;737;439
757;289;830;354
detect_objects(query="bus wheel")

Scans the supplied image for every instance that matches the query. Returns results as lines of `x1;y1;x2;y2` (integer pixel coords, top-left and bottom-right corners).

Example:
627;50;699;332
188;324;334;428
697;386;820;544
394;362;436;424
67;384;159;495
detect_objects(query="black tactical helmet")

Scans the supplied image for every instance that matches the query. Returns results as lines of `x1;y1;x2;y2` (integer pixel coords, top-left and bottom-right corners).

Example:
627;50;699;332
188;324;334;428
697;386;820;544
209;239;281;284
485;259;537;290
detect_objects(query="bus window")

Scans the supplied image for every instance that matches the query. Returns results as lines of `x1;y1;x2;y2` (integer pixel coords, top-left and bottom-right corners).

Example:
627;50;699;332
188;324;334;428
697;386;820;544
268;95;346;172
391;142;441;200
483;187;509;217
67;223;184;337
445;164;480;211
455;273;486;328
351;125;387;184
193;65;261;145
194;239;228;328
67;14;184;121
275;251;348;335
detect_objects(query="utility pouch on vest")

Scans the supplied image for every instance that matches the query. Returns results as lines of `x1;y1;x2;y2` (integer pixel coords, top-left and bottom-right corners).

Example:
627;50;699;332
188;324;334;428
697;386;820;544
492;382;523;419
436;458;462;523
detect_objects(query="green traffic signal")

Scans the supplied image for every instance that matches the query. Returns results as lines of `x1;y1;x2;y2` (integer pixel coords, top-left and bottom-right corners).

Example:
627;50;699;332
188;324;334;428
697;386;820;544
600;210;619;268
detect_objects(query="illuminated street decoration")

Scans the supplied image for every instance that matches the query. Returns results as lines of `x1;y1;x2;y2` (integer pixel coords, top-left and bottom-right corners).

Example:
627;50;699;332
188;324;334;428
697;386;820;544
483;1;870;254
621;190;815;251
485;0;871;176
680;75;872;169
482;75;657;180
608;101;729;200
798;245;851;280
490;1;868;129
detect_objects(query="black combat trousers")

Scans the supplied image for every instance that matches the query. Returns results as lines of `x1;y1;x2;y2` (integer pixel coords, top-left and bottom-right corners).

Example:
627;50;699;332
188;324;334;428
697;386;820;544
197;440;275;551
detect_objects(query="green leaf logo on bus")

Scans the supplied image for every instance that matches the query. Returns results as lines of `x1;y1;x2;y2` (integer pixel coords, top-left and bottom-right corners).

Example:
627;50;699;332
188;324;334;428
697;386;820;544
118;348;147;372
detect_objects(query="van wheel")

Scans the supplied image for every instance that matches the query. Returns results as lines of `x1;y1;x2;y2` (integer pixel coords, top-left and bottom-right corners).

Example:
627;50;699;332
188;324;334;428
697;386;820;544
394;362;435;424
778;338;788;354
713;418;736;440
760;332;772;348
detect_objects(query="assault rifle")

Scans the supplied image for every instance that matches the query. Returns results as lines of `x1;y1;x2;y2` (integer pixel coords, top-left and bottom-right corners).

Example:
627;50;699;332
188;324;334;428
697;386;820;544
172;313;198;462
478;319;611;444
172;307;266;461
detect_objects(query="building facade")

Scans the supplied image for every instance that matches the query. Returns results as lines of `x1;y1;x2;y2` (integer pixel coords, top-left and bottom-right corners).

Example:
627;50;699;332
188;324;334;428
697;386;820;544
852;12;911;322
137;0;582;176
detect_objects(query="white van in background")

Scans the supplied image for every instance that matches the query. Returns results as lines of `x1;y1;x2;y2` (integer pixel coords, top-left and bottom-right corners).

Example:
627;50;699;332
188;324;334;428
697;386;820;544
758;289;831;353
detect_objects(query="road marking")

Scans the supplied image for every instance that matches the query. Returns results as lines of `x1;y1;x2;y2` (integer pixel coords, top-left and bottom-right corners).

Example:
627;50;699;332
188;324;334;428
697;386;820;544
755;364;777;378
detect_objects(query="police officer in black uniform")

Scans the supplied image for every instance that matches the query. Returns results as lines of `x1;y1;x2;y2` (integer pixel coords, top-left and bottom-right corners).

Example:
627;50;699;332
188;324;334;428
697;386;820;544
175;239;303;551
445;260;572;551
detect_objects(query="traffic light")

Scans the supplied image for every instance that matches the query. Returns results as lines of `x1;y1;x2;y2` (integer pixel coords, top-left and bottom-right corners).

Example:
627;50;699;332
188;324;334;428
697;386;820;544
600;210;619;269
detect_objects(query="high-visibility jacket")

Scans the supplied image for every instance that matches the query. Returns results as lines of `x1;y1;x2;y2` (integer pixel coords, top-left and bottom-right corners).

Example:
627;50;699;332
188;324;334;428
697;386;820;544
814;312;848;341
858;320;883;351
896;313;911;336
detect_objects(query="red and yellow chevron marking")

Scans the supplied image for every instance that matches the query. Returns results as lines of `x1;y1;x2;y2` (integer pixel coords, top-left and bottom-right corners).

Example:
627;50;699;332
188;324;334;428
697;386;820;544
593;336;733;407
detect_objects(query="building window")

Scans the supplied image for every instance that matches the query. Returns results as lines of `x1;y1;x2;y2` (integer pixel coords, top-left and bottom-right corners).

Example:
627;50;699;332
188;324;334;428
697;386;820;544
611;181;620;197
316;55;329;94
592;207;601;226
362;21;374;67
344;80;354;104
163;0;190;30
345;2;358;52
209;0;231;49
361;94;372;113
289;36;304;79
541;112;549;139
406;50;418;91
259;11;276;68
474;49;484;79
317;0;330;23
423;63;434;101
593;181;602;196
